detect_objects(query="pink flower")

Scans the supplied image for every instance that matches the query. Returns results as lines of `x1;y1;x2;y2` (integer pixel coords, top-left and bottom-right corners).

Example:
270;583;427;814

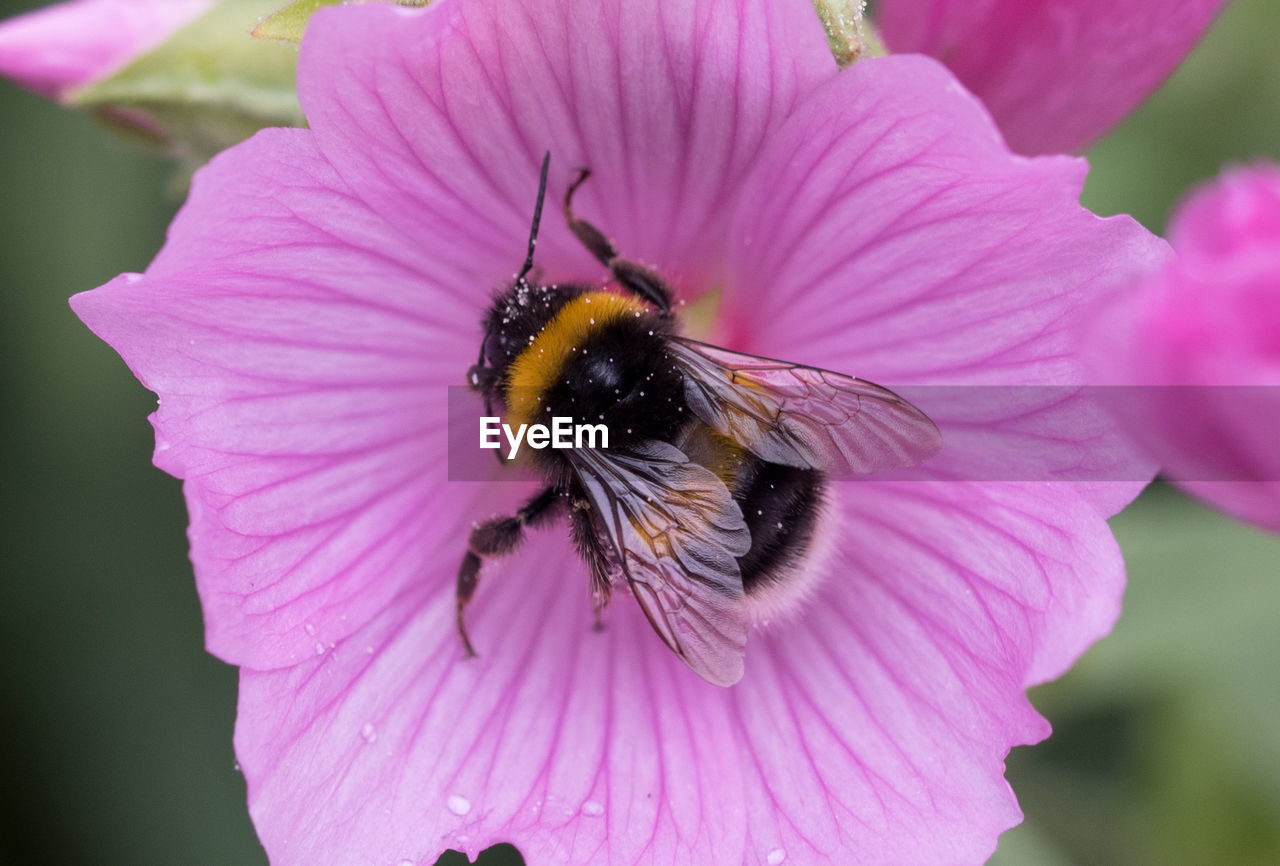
1089;165;1280;532
876;0;1230;155
0;0;212;99
70;0;1163;863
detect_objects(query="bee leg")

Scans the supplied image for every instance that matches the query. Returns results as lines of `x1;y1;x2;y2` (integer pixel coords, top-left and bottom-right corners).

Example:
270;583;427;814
455;553;482;657
455;486;561;656
563;169;614;262
568;497;615;634
564;169;674;316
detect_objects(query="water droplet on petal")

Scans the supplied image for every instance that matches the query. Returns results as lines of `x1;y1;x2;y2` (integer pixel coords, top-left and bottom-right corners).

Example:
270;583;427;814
767;848;787;865
398;860;416;866
314;642;326;655
446;794;472;816
304;623;317;636
581;800;604;817
360;723;378;744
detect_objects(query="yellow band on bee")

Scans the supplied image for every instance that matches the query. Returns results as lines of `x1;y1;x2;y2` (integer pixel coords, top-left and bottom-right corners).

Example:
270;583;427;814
505;291;647;428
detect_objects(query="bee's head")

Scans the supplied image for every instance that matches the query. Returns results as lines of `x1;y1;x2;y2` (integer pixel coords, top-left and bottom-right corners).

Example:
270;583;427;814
475;310;512;373
468;298;519;399
467;151;553;397
470;279;568;387
467;332;502;398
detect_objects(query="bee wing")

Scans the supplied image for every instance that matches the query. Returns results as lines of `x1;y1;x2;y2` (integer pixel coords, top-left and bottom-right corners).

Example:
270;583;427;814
569;440;752;687
670;337;942;475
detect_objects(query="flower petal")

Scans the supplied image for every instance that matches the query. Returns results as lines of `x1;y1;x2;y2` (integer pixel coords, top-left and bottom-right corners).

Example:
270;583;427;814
723;55;1165;516
295;0;834;295
0;0;211;98
236;536;750;866
234;481;1119;864
71;129;492;669
875;0;1228;155
729;480;1122;864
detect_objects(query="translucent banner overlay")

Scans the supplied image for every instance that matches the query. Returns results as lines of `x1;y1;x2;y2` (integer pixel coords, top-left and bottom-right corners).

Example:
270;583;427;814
446;385;1280;482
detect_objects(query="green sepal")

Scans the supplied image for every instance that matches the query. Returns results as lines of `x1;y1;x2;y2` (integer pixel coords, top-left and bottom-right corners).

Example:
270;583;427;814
252;0;345;43
69;0;305;167
811;0;870;68
254;0;434;45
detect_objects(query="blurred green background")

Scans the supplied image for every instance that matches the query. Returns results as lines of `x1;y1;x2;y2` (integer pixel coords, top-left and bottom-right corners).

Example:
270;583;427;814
1;0;1277;863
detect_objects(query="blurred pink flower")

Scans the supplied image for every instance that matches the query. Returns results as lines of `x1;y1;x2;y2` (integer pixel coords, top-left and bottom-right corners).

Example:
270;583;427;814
876;0;1230;155
1090;165;1280;532
71;0;1164;862
0;0;211;99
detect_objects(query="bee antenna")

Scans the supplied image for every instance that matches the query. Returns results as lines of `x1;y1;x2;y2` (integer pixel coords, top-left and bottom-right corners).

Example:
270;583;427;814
516;151;551;285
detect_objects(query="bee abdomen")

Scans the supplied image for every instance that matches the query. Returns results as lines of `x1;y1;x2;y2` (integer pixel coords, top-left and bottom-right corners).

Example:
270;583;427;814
733;462;825;595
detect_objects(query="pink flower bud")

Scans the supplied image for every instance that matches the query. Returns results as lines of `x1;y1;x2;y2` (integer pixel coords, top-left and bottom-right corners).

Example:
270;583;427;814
0;0;212;100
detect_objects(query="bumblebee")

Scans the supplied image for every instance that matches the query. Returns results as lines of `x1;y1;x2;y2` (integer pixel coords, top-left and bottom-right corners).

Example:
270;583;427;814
460;155;941;686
